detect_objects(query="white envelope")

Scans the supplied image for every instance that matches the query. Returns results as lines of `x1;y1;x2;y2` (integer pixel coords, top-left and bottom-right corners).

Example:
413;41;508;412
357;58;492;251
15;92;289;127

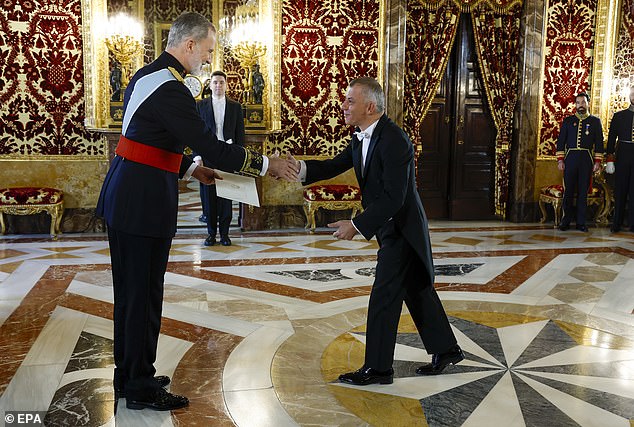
213;170;260;207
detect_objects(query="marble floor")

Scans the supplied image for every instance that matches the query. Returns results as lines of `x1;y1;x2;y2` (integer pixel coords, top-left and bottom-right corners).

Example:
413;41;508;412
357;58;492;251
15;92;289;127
1;221;634;426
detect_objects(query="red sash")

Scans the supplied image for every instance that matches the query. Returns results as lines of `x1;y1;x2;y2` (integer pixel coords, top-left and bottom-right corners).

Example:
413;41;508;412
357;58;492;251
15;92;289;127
115;135;182;174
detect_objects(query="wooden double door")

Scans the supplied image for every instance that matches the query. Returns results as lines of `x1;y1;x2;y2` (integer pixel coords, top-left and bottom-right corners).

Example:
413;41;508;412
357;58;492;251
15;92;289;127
417;15;497;220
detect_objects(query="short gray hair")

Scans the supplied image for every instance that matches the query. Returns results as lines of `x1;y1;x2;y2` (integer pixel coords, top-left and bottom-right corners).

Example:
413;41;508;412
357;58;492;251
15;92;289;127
349;77;385;113
166;12;215;48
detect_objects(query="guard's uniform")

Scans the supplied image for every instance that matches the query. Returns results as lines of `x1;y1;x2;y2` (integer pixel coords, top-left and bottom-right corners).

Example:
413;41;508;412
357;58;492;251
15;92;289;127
96;52;264;400
606;105;634;230
556;113;604;227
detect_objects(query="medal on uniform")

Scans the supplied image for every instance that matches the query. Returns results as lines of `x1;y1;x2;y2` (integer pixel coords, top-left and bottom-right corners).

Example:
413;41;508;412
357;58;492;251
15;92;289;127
585;124;589;135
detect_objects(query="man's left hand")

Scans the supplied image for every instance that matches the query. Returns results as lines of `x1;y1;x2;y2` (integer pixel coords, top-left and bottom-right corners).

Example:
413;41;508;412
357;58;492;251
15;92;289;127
193;166;222;185
328;220;358;240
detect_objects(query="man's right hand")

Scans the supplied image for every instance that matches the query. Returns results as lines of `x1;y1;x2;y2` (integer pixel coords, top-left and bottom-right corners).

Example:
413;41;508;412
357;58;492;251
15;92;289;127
557;160;565;171
268;156;300;182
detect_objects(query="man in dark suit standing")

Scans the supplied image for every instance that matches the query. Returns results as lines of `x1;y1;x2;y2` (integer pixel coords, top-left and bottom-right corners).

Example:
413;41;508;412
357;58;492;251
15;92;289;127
194;70;245;246
556;93;604;232
291;77;463;385
96;12;298;411
605;87;634;232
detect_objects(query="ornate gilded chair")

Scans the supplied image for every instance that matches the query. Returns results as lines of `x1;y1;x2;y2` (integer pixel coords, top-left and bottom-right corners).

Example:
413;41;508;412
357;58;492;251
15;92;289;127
0;187;64;236
538;172;611;226
303;184;362;231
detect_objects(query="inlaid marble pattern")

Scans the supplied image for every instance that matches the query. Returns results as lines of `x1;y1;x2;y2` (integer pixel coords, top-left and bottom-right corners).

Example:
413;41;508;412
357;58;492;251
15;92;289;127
1;223;633;426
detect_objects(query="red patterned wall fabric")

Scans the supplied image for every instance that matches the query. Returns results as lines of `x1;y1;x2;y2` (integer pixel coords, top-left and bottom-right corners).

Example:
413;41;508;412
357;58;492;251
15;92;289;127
538;0;598;157
612;0;634;116
403;1;460;147
472;5;522;217
268;0;380;156
0;0;103;156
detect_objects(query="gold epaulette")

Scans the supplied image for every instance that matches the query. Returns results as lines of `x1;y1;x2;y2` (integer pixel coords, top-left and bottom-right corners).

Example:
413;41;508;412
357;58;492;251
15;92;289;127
167;67;184;82
239;146;264;177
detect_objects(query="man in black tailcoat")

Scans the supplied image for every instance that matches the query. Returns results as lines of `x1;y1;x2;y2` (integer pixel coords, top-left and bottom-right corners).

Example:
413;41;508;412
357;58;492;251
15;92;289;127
290;77;463;386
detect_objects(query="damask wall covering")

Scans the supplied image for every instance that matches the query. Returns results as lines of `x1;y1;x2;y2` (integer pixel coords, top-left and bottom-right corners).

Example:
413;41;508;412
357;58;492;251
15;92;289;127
538;0;598;157
268;0;381;157
612;0;634;113
0;0;103;156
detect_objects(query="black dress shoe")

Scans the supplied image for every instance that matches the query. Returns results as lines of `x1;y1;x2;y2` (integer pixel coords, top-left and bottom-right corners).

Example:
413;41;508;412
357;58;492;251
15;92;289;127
220;236;232;246
576;224;588;232
611;225;621;233
199;214;207;223
558;223;570;231
126;388;188;411
338;366;393;385
416;346;465;375
204;235;216;246
114;375;171;399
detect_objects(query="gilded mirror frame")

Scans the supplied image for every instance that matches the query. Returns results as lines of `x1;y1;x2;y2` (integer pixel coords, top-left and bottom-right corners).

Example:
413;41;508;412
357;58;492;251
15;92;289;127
82;0;385;133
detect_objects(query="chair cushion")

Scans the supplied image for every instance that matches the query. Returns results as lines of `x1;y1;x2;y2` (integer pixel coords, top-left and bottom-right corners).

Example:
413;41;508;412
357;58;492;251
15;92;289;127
303;185;361;202
0;187;63;205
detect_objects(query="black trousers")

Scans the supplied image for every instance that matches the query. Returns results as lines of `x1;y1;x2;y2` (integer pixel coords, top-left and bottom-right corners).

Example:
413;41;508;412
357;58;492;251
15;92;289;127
108;227;171;399
364;221;457;371
199;183;232;237
613;143;634;228
562;151;593;226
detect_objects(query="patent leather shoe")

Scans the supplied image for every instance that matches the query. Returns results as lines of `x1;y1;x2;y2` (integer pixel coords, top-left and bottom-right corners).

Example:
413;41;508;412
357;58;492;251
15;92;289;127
114;375;171;400
610;225;620;233
338;366;393;385
198;214;207;223
204;235;216;246
220;236;232;246
126;388;189;411
416;346;464;376
576;224;588;232
558;223;570;231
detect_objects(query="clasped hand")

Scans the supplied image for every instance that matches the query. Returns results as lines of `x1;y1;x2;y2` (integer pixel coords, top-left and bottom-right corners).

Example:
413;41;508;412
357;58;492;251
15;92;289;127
268;151;300;182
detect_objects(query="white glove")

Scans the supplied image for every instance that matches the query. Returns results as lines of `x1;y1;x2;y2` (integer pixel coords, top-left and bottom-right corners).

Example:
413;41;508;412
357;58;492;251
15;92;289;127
605;161;615;174
193;155;203;167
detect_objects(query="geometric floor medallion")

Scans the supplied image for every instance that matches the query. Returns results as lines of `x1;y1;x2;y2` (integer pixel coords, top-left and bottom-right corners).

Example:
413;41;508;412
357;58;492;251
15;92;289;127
322;312;634;427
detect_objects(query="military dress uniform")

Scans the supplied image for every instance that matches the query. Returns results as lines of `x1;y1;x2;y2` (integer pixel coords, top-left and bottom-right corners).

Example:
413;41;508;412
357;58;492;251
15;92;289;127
556;113;604;228
606;105;634;231
96;51;264;403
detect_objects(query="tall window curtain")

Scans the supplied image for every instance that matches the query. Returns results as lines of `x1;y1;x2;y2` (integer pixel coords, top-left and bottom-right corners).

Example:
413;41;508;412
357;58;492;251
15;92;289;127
471;5;522;218
403;1;460;147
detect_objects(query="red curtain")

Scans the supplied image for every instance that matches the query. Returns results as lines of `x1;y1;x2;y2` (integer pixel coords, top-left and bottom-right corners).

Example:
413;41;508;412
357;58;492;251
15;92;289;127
471;5;522;217
403;2;461;147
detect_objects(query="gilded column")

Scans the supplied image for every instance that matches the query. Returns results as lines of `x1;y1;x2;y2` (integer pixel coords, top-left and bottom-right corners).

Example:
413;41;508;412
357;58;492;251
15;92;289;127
383;0;407;126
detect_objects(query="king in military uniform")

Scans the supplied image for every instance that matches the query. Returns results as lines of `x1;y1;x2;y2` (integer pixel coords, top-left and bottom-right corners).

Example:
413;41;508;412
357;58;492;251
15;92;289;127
555;92;604;232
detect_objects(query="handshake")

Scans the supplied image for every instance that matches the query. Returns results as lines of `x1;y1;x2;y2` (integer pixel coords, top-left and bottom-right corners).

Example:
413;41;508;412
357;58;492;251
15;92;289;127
268;151;301;182
192;152;301;185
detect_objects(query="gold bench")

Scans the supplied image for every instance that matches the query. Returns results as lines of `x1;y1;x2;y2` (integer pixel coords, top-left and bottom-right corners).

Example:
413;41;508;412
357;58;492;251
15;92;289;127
303;184;362;231
0;187;64;236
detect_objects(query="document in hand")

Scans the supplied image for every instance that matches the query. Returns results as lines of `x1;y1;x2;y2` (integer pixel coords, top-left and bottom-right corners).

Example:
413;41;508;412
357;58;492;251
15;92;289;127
213;171;260;207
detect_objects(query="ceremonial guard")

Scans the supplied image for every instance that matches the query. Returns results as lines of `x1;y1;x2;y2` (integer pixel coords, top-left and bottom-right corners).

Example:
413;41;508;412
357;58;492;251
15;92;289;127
605;87;634;232
556;93;604;231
